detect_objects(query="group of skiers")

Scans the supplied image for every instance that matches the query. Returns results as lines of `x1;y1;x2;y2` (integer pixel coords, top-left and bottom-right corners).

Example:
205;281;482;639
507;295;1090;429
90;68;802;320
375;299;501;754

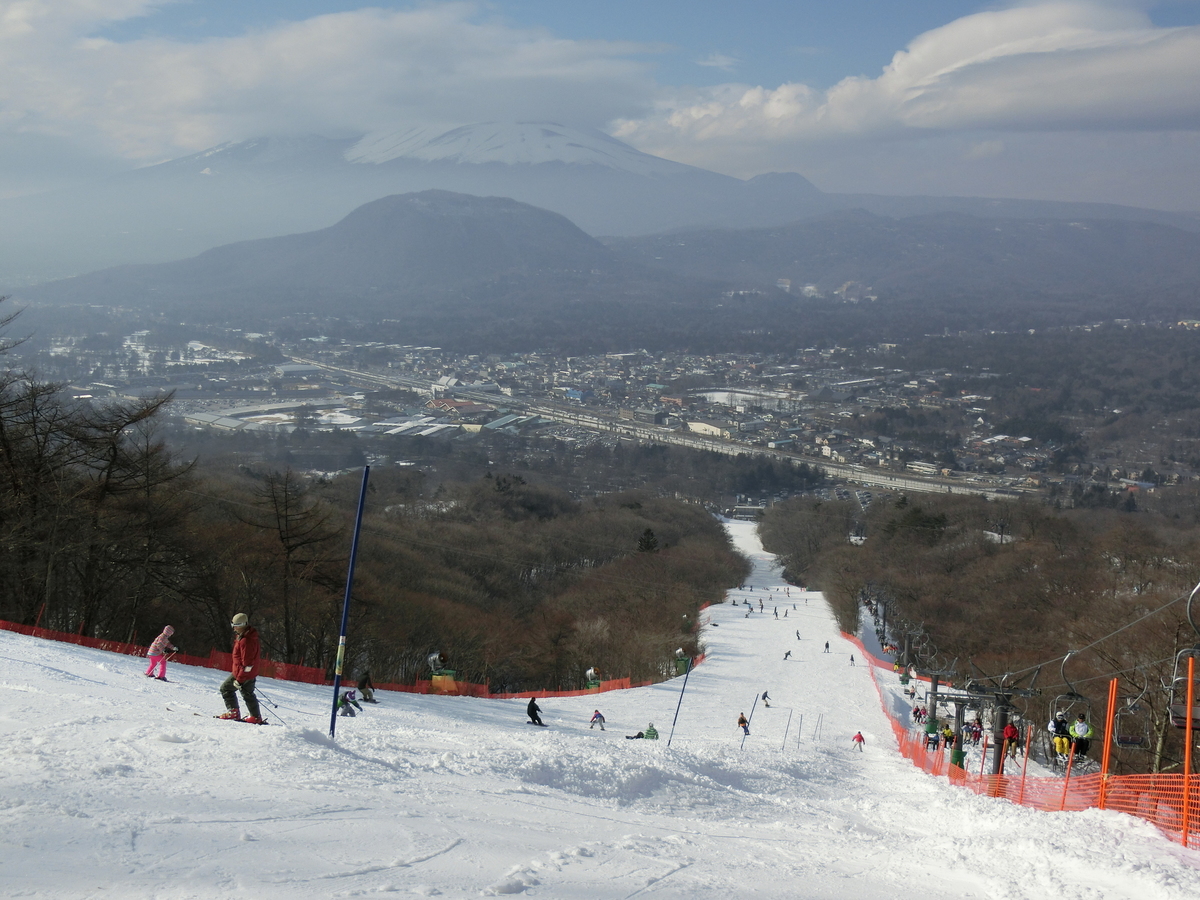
528;699;657;739
143;614;378;725
1048;711;1094;759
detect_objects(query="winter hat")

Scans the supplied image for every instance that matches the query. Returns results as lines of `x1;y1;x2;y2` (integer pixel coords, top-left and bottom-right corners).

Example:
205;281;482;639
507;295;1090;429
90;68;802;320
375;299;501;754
1056;712;1066;720
163;625;174;636
231;613;249;627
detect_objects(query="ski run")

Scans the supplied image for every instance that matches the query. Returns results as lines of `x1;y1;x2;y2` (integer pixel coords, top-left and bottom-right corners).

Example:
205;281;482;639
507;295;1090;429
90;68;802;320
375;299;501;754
2;520;1199;899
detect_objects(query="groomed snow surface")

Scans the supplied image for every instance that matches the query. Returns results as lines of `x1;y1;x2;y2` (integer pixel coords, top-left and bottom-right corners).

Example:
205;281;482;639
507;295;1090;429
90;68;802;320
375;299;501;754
2;520;1198;899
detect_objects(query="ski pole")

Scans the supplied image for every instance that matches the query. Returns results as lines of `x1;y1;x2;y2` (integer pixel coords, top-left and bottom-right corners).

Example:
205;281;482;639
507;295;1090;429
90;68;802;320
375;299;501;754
255;687;288;726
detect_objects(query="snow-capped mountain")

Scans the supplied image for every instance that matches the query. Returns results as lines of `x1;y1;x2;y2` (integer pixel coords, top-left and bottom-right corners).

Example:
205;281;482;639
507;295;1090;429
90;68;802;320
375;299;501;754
346;121;692;176
1;121;1196;289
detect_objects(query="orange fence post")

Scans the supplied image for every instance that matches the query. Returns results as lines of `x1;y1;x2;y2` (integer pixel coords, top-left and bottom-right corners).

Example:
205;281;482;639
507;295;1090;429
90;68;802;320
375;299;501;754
1059;745;1076;811
1018;733;1031;805
1184;656;1195;847
979;735;989;777
1099;678;1118;809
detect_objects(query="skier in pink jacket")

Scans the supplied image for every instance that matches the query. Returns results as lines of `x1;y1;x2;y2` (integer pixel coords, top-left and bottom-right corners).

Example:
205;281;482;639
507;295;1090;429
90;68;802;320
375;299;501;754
144;626;178;680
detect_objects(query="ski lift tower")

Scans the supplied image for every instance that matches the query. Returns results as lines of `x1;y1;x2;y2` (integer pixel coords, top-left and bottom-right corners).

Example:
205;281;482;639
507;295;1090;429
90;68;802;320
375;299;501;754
914;653;959;742
965;666;1042;775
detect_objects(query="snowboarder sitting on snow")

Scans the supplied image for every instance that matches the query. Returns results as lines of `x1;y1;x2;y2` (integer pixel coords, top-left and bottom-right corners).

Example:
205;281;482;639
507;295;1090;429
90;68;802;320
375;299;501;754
738;712;750;736
338;689;363;717
590;710;606;730
144;625;178;680
527;697;545;726
219;613;264;724
626;722;658;740
357;671;376;703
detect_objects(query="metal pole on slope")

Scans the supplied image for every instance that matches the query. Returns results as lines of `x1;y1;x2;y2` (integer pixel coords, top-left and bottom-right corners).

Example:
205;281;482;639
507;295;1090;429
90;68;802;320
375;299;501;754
329;465;370;741
666;652;693;748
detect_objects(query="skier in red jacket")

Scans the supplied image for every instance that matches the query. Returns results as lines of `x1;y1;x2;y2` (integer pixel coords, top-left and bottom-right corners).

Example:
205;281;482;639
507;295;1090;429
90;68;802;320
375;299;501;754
219;613;264;723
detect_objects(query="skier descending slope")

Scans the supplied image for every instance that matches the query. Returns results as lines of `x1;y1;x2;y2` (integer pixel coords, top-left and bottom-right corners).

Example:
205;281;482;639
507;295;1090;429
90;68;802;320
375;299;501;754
218;613;265;724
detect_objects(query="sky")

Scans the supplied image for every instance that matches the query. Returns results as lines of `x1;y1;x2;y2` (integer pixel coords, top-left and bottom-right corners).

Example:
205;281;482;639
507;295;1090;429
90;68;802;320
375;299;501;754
2;1;1200;209
4;519;1200;898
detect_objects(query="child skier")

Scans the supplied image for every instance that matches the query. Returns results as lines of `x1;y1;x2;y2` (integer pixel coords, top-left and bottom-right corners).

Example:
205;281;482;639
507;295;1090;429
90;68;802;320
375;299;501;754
338;689;363;717
590;710;606;730
144;626;178;680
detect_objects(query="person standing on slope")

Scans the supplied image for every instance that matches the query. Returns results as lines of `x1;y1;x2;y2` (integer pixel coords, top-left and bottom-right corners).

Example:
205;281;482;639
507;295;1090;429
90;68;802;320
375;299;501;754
356;670;376;703
527;697;545;726
1003;721;1021;758
761;690;771;707
738;712;750;736
144;625;178;680
219;613;264;724
852;731;865;752
590;709;605;730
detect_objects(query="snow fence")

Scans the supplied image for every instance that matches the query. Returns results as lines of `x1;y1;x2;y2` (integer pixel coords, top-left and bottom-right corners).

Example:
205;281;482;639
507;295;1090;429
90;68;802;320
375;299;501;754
846;632;1200;850
0;618;679;699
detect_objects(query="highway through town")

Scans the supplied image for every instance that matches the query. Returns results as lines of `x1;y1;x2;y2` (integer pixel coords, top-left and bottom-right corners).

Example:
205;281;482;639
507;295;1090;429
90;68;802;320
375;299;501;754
290;356;1035;501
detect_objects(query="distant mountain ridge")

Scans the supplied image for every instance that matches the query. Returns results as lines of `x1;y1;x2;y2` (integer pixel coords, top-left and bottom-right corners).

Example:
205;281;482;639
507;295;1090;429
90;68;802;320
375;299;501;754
21;191;620;310
2;121;1197;289
607;209;1200;295
21;190;1200;355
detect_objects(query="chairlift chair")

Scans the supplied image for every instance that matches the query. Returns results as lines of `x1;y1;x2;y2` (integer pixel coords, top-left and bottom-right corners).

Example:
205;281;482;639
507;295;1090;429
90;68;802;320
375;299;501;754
1167;580;1200;729
1113;680;1151;749
1166;648;1200;728
1051;651;1093;722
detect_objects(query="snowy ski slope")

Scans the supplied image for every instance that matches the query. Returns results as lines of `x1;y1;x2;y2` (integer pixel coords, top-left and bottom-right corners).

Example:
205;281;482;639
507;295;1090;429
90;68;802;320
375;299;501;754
1;520;1198;898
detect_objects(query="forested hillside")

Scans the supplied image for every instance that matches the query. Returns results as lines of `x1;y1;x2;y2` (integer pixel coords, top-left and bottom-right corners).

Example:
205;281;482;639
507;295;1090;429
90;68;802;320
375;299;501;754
0;309;747;692
759;492;1200;774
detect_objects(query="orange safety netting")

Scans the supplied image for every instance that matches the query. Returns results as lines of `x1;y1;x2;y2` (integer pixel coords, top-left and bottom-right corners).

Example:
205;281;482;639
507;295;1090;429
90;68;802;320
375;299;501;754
844;631;1200;850
0;618;694;699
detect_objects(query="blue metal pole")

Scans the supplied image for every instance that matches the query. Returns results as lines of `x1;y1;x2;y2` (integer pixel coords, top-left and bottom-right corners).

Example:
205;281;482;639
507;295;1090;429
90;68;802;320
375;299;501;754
329;466;370;740
666;656;693;748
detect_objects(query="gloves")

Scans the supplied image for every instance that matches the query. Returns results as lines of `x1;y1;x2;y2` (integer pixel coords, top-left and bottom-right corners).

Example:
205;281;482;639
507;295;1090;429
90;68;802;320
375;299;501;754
234;680;242;689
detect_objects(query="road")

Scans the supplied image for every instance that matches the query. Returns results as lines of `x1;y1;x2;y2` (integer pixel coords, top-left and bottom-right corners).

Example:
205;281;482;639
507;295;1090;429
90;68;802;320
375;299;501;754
290;356;1036;501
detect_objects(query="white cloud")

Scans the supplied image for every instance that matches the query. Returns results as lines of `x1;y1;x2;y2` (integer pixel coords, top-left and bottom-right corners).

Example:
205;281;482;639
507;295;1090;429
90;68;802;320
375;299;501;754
0;1;658;161
616;2;1200;163
696;52;737;72
964;140;1005;159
